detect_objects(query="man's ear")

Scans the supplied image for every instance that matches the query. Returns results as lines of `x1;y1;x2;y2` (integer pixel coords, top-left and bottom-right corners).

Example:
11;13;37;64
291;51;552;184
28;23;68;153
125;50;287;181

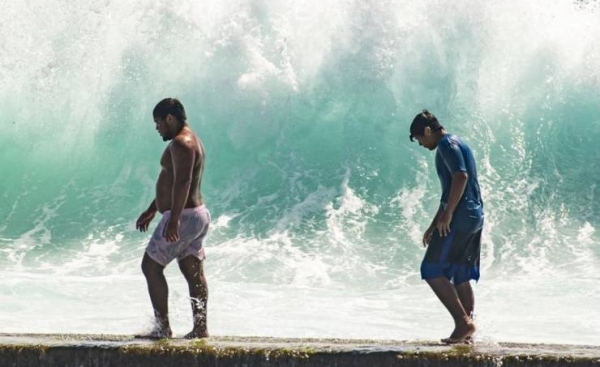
423;126;431;136
165;114;175;124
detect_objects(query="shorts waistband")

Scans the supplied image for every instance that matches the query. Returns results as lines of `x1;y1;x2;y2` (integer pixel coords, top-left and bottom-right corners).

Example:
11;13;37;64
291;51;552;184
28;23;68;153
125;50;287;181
163;205;207;216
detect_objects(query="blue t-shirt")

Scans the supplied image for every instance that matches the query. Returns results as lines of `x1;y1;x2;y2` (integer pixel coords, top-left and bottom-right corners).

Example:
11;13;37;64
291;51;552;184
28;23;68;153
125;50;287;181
435;134;484;233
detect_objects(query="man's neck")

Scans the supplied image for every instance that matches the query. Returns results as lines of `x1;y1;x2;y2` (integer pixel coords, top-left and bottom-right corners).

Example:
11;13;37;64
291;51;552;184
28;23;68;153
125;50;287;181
175;122;188;135
433;129;447;145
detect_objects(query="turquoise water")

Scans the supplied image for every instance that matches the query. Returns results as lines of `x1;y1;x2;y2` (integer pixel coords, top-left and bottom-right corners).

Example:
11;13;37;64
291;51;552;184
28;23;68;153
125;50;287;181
1;0;600;344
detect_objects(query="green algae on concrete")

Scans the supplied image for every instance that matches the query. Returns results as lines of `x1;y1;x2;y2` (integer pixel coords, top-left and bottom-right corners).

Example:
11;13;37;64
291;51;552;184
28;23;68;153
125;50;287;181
118;338;317;363
0;333;599;367
397;342;600;367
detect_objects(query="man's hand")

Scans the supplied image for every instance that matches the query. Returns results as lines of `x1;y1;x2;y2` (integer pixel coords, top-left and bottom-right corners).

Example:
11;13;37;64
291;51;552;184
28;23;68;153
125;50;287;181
436;210;453;237
136;210;156;232
423;226;435;247
163;218;180;243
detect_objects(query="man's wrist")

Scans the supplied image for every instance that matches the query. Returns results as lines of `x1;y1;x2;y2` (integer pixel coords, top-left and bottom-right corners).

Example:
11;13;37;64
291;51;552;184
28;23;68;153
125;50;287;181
442;208;455;216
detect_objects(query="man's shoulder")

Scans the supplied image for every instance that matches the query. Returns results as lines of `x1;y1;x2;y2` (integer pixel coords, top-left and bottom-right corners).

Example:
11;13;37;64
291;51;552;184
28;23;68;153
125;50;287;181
439;134;471;150
171;131;198;149
437;134;456;151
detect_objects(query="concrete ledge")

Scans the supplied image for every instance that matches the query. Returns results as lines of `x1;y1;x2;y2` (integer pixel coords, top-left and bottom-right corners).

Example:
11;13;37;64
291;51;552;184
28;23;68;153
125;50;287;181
1;333;599;367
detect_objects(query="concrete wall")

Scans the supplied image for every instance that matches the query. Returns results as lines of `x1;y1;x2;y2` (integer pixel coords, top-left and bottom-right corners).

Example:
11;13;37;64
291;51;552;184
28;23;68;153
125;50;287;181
1;343;599;367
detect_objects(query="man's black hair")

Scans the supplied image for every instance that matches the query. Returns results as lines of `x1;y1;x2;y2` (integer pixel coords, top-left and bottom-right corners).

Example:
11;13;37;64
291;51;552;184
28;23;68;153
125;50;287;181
153;98;187;122
409;109;444;141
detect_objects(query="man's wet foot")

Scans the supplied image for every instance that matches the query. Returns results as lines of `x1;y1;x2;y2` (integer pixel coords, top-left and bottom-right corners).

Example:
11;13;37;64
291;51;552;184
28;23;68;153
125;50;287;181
441;322;476;344
184;329;209;339
134;328;173;340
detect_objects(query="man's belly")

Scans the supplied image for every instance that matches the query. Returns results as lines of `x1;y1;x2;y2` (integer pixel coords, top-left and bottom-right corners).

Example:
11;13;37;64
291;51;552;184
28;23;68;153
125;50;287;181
155;177;173;213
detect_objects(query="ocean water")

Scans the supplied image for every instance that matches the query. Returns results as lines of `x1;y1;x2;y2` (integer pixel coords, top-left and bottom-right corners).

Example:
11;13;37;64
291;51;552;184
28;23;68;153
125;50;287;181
1;0;600;345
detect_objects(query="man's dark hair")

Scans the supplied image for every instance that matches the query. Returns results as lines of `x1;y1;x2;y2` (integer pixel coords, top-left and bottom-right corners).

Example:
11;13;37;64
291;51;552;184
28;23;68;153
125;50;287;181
153;98;187;122
409;109;444;141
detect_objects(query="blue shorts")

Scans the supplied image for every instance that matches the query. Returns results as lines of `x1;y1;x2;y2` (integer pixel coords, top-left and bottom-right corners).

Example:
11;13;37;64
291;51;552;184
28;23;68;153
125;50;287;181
420;228;482;284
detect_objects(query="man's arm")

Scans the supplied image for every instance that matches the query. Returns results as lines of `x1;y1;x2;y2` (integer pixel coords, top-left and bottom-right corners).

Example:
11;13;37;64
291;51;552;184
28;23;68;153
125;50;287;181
437;171;468;236
423;205;443;247
436;139;469;237
164;137;195;242
145;200;157;213
428;205;443;230
136;200;157;232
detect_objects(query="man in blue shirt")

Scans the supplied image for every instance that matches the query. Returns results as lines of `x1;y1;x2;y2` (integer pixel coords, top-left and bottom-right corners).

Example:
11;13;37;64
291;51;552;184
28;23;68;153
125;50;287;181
409;110;484;344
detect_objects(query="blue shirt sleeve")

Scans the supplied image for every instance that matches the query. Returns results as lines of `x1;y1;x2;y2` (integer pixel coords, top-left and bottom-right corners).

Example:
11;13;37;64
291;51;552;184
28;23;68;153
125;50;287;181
438;139;467;174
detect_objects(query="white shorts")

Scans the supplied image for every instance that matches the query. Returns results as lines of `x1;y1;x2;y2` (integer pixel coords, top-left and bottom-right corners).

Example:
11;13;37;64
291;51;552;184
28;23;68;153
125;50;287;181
145;205;210;266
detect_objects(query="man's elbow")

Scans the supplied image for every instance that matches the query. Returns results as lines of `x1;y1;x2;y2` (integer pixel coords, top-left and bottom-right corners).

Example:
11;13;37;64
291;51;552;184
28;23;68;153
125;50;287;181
174;177;192;187
454;171;469;181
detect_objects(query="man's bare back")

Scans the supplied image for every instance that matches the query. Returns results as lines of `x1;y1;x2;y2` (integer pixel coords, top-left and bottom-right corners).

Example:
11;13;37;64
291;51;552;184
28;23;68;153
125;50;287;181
155;126;205;214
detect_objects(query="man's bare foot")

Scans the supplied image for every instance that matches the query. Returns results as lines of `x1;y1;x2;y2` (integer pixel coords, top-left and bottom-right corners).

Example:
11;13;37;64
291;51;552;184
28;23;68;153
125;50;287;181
441;322;476;344
462;336;474;344
184;329;209;339
134;327;173;340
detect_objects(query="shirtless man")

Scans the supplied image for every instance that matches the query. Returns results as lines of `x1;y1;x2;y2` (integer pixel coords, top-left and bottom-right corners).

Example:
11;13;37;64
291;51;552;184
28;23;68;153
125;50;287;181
135;98;211;339
409;110;484;344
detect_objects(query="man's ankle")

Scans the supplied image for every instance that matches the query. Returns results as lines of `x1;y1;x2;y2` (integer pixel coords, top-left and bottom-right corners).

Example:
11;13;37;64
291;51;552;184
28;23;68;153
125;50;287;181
455;315;471;326
155;316;171;330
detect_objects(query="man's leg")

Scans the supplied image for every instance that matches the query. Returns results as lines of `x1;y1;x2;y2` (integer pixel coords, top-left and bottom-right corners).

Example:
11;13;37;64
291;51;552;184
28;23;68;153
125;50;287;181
141;253;172;338
178;255;209;338
426;277;476;343
455;281;474;319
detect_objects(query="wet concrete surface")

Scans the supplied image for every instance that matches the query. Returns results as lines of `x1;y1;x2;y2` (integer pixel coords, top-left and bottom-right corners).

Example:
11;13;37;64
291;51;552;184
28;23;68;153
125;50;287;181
1;333;599;366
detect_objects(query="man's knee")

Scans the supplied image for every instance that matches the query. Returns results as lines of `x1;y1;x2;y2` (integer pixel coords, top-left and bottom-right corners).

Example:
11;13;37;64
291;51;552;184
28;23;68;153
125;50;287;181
178;256;203;281
454;279;472;289
142;253;164;278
